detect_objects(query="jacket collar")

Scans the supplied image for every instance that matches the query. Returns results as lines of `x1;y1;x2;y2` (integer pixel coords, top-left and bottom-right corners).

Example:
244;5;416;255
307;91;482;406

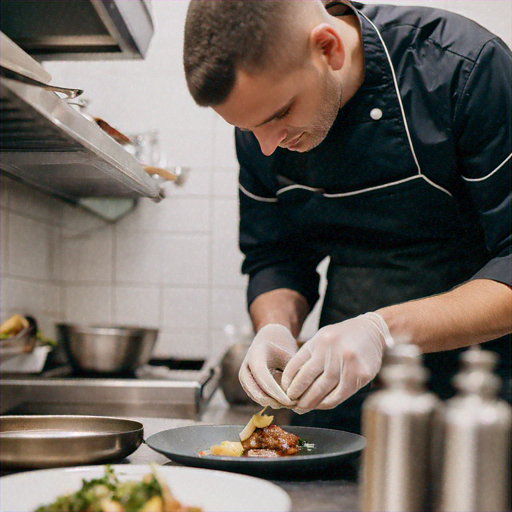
325;1;391;91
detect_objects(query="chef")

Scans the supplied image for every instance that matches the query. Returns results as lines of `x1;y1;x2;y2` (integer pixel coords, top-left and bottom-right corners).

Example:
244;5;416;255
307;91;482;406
183;0;511;433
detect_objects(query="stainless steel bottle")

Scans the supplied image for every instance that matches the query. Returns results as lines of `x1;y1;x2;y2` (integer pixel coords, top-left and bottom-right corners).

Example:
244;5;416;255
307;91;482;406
434;348;511;512
360;343;440;512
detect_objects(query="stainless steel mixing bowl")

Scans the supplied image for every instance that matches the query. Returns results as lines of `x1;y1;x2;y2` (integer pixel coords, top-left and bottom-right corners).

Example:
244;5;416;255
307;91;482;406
57;324;158;374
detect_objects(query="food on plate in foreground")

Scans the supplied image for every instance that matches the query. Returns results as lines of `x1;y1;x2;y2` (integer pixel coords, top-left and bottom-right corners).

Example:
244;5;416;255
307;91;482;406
242;424;300;457
34;465;201;512
199;409;314;458
239;407;274;441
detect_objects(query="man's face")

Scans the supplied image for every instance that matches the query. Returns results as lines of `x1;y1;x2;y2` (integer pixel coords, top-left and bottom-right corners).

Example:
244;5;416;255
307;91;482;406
213;57;342;156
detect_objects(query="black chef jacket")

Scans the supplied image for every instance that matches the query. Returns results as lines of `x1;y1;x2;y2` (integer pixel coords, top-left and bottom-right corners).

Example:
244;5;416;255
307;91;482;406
235;1;511;427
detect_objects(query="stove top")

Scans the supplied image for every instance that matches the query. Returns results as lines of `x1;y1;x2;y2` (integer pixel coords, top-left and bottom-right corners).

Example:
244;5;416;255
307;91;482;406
33;358;206;379
0;358;221;419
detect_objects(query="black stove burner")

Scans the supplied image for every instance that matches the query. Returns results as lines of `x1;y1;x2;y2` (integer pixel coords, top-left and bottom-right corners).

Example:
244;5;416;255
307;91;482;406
40;358;206;379
150;359;204;371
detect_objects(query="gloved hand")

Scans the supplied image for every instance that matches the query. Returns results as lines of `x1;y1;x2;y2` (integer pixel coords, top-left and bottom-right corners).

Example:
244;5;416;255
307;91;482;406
281;312;393;413
239;324;299;409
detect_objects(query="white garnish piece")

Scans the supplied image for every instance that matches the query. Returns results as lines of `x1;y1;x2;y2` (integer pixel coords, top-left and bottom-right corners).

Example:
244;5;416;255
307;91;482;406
239;406;274;442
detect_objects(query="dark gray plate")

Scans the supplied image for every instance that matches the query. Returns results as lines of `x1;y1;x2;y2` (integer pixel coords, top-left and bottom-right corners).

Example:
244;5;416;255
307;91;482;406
146;425;365;479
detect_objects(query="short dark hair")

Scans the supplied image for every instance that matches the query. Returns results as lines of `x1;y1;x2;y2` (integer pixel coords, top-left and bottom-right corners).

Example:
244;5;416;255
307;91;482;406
184;0;297;107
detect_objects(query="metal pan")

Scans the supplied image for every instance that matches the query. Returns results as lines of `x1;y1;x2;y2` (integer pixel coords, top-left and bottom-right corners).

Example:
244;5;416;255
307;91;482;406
0;415;143;470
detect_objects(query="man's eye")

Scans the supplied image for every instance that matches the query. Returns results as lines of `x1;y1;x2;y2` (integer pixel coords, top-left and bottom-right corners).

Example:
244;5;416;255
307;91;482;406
275;107;291;120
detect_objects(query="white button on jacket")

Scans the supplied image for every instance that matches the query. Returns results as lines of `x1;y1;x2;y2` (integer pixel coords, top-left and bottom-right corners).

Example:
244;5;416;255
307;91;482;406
370;108;383;120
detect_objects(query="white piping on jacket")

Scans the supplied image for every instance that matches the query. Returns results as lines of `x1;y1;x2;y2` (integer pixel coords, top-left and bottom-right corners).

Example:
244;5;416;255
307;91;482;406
359;12;422;178
239;182;278;203
462;153;512;182
239;10;460;204
359;11;453;198
277;184;324;195
323;175;421;198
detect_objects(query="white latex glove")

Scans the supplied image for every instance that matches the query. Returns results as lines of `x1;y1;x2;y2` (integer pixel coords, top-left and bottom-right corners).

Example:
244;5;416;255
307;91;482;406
239;324;299;409
281;312;393;414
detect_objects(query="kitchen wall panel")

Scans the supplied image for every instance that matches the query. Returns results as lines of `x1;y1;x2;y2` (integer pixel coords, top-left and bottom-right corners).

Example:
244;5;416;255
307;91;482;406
210;288;251;332
1;1;509;359
114;286;160;328
161;288;210;331
160;235;209;286
63;285;113;326
114;230;168;285
9;216;57;283
0;176;64;337
0;201;8;278
61;226;114;284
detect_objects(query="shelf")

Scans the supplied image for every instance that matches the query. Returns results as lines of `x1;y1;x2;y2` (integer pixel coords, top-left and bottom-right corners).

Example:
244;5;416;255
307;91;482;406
0;76;164;220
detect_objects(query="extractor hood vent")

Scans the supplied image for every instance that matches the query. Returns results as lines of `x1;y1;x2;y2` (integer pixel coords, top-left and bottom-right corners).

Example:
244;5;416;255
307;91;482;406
0;0;154;60
0;95;83;152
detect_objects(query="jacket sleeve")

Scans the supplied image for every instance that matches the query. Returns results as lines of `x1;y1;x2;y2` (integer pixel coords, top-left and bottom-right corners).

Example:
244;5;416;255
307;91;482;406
454;37;512;286
236;129;325;309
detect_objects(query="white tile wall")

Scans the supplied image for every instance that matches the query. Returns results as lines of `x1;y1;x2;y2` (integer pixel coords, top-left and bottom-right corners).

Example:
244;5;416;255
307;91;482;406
1;1;510;359
0;177;64;338
115;197;211;234
212;238;246;288
162;288;210;331
161;235;210;286
113;286;161;328
0;199;8;277
7;215;52;281
114;230;168;285
210;287;251;333
63;285;113;326
61;226;114;283
154;328;210;360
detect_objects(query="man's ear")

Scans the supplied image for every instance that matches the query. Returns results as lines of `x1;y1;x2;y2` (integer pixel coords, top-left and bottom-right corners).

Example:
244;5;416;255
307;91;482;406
310;23;345;71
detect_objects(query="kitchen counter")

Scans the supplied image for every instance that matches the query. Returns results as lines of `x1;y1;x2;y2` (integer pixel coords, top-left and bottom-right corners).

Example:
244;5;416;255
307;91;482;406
0;389;360;511
125;390;361;512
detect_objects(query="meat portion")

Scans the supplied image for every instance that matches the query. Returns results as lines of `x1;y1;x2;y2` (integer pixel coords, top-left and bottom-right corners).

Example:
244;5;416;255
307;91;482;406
241;425;299;456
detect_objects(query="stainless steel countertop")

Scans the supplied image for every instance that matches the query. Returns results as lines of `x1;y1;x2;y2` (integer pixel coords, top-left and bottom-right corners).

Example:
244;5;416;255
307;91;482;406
125;390;361;512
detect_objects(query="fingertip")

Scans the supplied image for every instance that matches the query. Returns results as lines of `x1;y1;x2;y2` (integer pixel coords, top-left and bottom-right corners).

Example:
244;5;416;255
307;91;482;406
286;381;302;401
281;362;300;393
292;406;310;415
282;349;311;387
280;373;291;393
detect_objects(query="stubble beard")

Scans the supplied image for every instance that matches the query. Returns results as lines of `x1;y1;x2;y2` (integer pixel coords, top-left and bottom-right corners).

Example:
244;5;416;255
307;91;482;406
300;77;343;152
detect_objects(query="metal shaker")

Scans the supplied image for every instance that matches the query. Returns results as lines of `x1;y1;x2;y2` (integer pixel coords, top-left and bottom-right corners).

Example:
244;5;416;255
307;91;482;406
360;343;440;512
434;348;511;512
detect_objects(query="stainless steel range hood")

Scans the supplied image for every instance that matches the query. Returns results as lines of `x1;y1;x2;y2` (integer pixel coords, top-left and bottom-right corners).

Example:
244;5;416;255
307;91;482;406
0;0;154;60
0;26;164;221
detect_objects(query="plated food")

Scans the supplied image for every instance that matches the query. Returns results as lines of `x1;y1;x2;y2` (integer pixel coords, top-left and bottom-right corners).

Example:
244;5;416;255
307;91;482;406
0;465;292;512
199;409;313;458
146;425;366;478
34;465;200;512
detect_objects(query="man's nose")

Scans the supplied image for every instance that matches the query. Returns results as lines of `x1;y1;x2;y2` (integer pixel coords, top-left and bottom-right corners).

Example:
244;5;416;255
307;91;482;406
253;127;287;156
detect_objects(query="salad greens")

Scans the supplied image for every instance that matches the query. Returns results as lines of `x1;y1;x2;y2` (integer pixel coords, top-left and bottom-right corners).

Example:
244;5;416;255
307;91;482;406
35;465;201;512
